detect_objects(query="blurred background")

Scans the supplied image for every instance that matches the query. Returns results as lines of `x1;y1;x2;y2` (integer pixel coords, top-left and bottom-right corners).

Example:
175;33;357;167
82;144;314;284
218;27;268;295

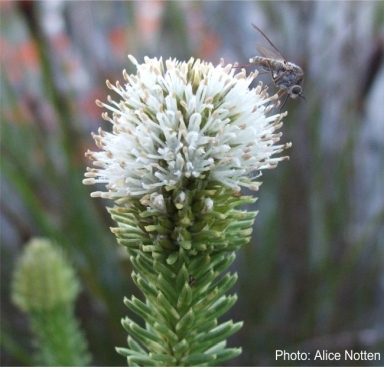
1;1;383;366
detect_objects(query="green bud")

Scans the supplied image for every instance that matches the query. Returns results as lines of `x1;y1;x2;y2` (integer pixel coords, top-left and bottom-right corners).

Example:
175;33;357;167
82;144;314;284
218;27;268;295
11;238;80;312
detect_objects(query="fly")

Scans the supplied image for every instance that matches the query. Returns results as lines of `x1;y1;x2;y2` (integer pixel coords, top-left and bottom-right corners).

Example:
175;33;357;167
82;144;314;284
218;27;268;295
249;24;305;106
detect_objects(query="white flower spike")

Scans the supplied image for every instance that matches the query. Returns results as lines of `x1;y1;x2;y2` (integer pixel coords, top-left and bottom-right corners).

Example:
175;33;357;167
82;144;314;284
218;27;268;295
83;56;291;202
83;55;293;365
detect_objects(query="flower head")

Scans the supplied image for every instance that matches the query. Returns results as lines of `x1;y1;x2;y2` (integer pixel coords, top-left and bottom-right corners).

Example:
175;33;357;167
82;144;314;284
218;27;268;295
83;56;290;202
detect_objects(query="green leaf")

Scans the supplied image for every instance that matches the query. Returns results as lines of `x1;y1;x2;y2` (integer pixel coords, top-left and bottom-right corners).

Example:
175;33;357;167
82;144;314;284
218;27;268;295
157;273;179;302
177;282;193;308
115;347;142;358
149;353;178;363
123;297;159;326
157;292;180;321
153;260;177;280
180;352;216;365
207;347;242;365
192;321;243;352
127;336;147;354
128;355;159;366
152;322;179;343
132;273;159;299
166;251;179;265
175;264;189;290
171;338;189;355
175;308;195;336
121;318;165;353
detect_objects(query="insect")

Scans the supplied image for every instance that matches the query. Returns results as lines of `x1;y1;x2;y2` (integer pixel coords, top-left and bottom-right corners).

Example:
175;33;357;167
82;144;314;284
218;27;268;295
249;24;305;105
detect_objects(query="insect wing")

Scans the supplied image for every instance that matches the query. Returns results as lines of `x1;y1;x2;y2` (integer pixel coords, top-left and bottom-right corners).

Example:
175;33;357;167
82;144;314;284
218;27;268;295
255;44;285;62
252;24;286;61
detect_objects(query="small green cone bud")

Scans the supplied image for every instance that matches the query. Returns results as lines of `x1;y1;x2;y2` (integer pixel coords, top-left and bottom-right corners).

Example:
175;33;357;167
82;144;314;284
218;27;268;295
11;238;80;312
11;238;91;366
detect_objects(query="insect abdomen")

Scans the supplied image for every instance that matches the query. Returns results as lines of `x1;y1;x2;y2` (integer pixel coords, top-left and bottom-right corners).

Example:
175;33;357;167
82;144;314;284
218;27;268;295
249;56;273;72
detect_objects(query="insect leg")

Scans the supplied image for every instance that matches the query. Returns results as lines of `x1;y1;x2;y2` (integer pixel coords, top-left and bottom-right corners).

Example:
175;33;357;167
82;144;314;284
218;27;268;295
279;93;290;111
272;68;289;85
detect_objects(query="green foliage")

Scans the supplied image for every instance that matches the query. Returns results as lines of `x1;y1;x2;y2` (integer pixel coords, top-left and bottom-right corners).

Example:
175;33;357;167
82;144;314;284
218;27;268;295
110;184;257;365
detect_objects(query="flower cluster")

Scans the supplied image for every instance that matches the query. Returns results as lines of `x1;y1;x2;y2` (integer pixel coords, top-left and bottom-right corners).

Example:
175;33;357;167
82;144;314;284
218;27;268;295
83;56;290;204
83;56;291;366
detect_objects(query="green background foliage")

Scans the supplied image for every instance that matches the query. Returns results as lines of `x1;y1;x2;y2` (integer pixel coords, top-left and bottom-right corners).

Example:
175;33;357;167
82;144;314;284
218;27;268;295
1;1;383;366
